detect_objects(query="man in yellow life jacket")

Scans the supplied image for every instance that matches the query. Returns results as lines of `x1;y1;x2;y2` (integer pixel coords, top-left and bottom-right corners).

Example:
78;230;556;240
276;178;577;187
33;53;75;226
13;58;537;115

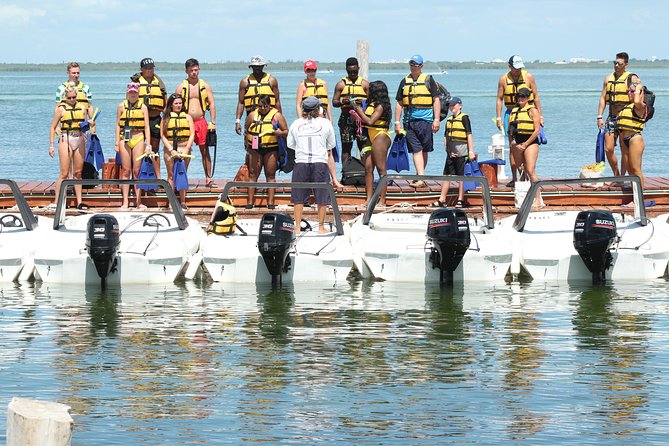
235;55;282;135
134;58;167;179
333;57;370;164
55;62;93;118
597;51;639;177
495;55;543;186
175;58;217;187
394;54;441;187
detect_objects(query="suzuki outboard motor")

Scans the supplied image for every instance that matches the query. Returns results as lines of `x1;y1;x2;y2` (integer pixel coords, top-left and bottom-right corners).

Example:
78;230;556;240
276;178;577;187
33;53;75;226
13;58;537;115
573;210;617;284
427;208;471;287
258;213;296;287
86;214;120;287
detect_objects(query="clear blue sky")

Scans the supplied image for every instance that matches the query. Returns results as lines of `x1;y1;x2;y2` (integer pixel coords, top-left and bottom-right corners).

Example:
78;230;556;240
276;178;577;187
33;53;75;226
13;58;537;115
2;0;665;64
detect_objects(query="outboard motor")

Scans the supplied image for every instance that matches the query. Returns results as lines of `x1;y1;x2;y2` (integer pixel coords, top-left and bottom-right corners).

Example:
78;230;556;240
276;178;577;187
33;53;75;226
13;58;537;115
427;208;471;287
86;214;120;287
258;213;295;287
573;210;617;284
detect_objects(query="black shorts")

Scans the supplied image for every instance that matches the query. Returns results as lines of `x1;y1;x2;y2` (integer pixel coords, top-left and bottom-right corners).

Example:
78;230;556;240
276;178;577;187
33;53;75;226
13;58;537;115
149;115;161;141
444;156;467;176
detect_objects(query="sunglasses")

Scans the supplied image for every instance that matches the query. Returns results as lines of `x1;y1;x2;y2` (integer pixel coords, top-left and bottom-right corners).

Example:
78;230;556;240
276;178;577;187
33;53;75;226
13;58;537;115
258;104;271;109
305;69;316;73
409;62;420;67
66;96;77;100
614;61;625;67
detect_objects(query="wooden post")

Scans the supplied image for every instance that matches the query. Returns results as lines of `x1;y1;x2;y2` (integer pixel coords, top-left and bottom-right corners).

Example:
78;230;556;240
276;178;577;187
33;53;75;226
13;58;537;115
356;40;369;80
7;398;74;446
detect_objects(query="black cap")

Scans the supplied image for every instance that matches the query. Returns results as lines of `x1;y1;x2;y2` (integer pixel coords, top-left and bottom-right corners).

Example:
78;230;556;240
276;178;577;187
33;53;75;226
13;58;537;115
140;58;155;68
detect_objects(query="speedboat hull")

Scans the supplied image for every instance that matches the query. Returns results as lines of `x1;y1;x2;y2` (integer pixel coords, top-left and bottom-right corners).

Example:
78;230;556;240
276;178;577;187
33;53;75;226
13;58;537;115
202;219;353;285
0;213;52;282
34;212;202;284
348;213;512;283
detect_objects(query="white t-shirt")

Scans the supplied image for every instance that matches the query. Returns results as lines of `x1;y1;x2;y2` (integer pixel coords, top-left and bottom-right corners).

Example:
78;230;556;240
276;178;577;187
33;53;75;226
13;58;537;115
287;117;336;164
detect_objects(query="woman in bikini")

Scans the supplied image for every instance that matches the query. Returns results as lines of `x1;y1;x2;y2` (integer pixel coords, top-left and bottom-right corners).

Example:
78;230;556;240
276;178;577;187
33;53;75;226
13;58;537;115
617;81;647;187
161;93;195;208
115;82;151;210
48;84;95;210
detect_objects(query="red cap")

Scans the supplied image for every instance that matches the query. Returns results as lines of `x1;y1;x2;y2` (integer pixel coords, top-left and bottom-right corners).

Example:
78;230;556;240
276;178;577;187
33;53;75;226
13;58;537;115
304;60;317;71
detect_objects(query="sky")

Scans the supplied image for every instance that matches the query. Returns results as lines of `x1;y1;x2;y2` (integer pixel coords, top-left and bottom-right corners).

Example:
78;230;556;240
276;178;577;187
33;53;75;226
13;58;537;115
2;0;666;64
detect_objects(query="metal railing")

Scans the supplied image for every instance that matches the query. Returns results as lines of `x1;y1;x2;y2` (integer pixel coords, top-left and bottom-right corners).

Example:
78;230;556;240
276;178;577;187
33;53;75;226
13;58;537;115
362;174;495;229
220;181;345;236
0;179;39;231
55;179;188;230
512;175;646;232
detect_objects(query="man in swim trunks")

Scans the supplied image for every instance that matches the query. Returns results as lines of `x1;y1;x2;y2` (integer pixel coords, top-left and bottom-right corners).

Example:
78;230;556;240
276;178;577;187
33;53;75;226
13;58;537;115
495;55;543;186
597;51;639;177
175;58;217;187
135;57;167;179
333;57;369;164
235;55;282;135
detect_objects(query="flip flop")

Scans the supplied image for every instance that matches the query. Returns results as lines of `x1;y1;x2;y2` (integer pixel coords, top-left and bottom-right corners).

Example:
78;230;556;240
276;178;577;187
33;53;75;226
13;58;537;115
430;200;445;208
77;203;90;210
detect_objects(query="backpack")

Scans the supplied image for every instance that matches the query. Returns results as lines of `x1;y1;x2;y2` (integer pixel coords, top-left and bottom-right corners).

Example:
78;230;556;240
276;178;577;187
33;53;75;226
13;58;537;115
436;81;452;121
341;156;366;186
81;161;99;189
643;86;655;122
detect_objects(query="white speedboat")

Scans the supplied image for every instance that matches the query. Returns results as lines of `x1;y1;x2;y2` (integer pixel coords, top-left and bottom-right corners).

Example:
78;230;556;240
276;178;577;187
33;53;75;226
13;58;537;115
201;181;353;286
0;179;52;282
348;174;513;285
497;176;669;283
33;179;202;286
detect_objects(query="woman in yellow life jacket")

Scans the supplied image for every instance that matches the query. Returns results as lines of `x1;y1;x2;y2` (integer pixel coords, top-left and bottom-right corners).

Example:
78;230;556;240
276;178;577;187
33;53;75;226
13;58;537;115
244;94;288;209
508;87;541;184
616;81;647;187
48;86;95;209
352;81;392;206
296;60;333;122
115;82;151;210
161;93;195;207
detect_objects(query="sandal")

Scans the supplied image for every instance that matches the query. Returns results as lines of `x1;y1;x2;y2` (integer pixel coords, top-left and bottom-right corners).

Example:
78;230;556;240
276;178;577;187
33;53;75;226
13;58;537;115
77;203;90;210
410;179;427;188
455;200;467;208
430;200;445;208
244;204;254;209
267;204;276;210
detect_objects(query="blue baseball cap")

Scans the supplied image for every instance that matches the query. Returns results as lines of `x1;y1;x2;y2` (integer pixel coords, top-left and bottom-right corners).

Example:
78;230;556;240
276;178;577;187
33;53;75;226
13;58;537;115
410;54;424;65
448;97;462;105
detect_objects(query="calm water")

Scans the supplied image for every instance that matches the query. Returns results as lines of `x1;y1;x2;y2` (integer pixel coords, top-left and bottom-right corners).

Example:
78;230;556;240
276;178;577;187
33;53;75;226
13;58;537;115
2;67;668;181
2;279;669;444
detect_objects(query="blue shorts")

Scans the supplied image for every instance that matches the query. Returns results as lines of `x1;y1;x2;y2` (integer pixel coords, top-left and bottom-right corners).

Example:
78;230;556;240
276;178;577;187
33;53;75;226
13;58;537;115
290;162;331;205
405;120;434;154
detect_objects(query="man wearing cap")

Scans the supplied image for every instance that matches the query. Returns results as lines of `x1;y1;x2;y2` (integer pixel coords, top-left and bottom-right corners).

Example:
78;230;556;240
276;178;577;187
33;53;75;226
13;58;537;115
175;58;217;187
433;97;476;208
287;96;343;234
394;54;441;187
495;55;543;186
296;60;333;121
332;57;369;163
134;58;167;178
235;55;281;135
597;51;639;177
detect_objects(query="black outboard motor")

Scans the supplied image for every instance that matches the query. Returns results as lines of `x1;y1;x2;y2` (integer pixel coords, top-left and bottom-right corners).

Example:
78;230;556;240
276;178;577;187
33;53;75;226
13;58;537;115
86;214;120;287
427;208;471;287
573;210;617;284
258;213;296;287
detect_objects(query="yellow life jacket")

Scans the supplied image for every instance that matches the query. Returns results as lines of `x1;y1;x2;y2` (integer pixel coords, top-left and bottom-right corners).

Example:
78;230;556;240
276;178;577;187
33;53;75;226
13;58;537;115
166;111;191;142
244;73;275;113
509;104;535;135
341;76;367;109
181;79;210;113
245;108;278;149
605;71;634;107
445;112;469;142
616;103;645;133
363;102;389;130
139;75;165;111
401;73;433;109
503;70;534;109
208;201;237;235
120;100;145;133
60;81;90;107
59;104;86;132
302;79;329;107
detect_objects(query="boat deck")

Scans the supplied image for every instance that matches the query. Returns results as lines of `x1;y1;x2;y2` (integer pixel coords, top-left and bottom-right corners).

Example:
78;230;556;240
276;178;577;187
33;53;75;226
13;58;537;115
3;178;669;223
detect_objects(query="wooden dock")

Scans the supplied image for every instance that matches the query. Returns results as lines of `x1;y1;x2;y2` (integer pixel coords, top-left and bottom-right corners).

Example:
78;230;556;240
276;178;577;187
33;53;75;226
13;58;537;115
3;178;669;223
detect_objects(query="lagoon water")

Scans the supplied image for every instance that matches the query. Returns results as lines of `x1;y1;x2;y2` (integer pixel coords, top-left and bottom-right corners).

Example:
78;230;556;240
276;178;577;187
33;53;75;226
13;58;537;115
2;67;668;181
2;67;669;444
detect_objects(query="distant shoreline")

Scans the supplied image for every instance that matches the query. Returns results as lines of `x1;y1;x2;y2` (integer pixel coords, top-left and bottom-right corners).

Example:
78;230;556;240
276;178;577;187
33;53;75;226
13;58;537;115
2;60;668;72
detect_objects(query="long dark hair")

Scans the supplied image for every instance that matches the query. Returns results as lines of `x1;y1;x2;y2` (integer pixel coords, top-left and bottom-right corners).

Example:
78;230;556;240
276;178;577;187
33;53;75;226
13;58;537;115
368;80;391;125
162;93;183;126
